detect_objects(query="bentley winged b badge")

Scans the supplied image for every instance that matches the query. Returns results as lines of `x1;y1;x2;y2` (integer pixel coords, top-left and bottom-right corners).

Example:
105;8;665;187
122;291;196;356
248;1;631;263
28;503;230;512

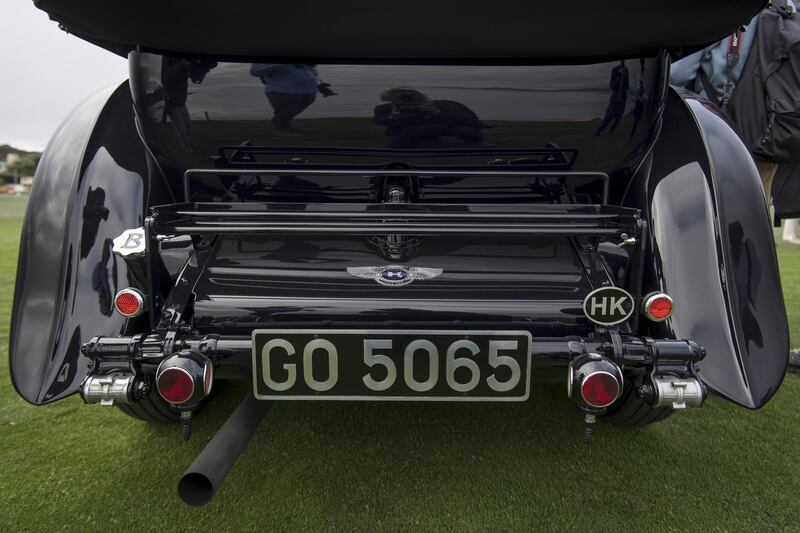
346;265;444;287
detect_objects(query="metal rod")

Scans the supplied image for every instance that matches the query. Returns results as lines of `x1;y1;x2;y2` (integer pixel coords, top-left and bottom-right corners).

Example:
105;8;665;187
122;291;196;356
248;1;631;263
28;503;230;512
167;224;624;235
186;168;606;177
219;146;577;157
175;210;622;220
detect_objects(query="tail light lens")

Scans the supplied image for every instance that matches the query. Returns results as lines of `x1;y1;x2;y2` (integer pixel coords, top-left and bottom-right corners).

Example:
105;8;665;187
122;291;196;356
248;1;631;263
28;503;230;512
114;288;145;317
568;354;623;410
643;292;673;322
155;351;213;406
581;372;621;408
157;367;195;405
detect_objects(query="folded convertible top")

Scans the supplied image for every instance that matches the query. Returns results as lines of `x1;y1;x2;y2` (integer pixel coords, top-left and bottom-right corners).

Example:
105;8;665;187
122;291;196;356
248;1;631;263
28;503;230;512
35;0;765;62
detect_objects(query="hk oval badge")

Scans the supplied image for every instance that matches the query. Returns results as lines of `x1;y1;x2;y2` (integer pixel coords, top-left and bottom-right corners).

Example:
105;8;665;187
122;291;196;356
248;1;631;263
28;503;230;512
583;286;635;326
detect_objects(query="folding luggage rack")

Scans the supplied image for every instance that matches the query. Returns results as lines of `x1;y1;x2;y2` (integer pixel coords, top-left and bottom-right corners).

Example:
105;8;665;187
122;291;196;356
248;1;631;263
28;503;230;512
152;167;642;239
150;201;642;237
215;146;580;169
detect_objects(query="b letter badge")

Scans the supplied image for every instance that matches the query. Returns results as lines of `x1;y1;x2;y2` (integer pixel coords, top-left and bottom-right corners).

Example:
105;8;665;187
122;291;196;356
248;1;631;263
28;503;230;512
112;227;146;259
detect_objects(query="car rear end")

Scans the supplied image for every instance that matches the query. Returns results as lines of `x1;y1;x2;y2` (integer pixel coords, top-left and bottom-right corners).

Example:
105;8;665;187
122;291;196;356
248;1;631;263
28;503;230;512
74;54;707;424
17;0;789;506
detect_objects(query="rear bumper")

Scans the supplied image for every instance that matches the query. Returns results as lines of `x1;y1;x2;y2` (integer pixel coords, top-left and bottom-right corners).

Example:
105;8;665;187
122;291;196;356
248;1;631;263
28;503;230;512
82;332;705;383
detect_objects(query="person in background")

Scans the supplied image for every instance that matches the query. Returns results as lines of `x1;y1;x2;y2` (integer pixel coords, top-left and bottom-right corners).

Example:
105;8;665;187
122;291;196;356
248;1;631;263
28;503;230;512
595;60;629;136
160;58;217;151
670;1;799;246
249;64;337;134
373;88;492;148
784;218;800;244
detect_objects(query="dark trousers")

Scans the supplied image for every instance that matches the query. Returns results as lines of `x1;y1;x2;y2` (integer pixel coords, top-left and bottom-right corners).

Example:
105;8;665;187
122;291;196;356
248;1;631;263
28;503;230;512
596;99;626;135
266;92;316;130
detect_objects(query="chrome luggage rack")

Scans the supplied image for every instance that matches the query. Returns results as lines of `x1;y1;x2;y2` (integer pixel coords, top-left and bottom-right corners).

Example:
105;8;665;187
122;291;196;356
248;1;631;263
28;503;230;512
162;167;634;237
150;201;641;237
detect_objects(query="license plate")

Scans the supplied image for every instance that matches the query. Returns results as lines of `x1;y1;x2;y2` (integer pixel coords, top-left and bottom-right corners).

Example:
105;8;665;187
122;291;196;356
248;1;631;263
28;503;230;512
252;330;532;401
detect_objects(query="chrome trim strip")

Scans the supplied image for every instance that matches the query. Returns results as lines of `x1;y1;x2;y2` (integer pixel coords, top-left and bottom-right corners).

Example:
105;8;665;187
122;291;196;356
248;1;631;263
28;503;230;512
567;363;574;399
202;361;214;396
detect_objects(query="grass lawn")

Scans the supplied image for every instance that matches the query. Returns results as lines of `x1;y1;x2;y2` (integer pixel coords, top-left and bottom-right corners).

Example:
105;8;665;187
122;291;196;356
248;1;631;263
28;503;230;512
1;195;799;531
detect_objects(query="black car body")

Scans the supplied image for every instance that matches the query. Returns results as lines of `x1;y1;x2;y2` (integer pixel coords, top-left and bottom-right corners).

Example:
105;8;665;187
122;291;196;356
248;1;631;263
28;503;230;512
11;0;788;505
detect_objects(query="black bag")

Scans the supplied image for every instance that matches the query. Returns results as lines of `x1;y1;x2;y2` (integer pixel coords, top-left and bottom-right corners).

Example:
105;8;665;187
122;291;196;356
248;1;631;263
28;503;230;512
727;2;800;164
772;165;800;218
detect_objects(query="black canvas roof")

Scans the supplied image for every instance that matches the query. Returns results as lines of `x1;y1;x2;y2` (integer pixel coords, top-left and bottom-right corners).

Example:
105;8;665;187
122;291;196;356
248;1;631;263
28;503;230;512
35;0;766;62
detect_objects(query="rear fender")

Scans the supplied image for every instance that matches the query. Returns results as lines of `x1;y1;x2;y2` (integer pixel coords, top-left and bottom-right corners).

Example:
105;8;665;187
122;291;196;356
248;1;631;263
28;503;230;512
645;89;788;408
9;82;149;405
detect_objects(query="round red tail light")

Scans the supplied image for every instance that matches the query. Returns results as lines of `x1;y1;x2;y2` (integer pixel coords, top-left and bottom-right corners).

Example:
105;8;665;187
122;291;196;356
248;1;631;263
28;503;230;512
643;292;673;322
114;288;145;317
157;367;195;405
580;372;621;408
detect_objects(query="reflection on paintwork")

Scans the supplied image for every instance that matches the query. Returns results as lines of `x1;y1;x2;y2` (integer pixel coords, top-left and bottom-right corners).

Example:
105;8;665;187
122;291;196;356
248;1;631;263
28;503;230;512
595;61;629;136
80;187;109;259
249;64;333;133
647;92;789;408
9;85;148;405
8;88;113;404
130;54;666;173
191;234;593;336
373;88;492;148
90;238;115;317
650;162;745;401
684;98;787;407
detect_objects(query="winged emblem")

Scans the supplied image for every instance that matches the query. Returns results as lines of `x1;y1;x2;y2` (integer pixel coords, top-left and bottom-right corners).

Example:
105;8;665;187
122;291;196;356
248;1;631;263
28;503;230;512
346;265;444;287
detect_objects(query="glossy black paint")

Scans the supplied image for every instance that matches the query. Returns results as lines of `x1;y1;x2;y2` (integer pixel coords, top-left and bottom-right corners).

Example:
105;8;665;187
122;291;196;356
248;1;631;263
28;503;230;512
643;89;788;409
36;0;764;62
191;233;595;337
9;54;788;411
128;54;667;183
9;83;150;404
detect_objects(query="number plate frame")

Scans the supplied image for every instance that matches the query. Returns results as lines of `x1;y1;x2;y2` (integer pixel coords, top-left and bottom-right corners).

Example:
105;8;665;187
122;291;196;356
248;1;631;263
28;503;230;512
251;329;532;401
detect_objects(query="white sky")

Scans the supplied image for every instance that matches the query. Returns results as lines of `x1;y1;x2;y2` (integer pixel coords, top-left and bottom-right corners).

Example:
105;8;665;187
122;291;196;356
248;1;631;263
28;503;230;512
0;1;128;151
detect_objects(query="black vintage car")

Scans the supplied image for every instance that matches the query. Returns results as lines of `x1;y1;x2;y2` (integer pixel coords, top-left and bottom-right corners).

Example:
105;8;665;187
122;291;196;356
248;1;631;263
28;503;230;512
12;0;788;506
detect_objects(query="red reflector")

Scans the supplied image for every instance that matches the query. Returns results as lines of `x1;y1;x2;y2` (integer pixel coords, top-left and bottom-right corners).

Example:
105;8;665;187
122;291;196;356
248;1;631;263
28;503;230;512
157;368;195;404
114;289;144;317
581;372;620;408
644;293;673;322
649;298;672;319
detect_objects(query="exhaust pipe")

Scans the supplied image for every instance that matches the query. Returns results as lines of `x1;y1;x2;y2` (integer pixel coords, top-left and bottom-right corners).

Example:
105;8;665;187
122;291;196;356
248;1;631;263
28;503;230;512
178;393;272;506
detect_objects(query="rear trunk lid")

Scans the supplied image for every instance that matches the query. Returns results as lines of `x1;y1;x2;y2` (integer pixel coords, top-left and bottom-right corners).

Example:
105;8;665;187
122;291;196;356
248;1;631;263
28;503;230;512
192;233;596;336
129;56;668;177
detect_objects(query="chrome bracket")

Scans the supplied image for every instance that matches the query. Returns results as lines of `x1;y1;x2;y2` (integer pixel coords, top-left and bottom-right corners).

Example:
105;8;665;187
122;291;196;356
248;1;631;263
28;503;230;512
618;233;637;248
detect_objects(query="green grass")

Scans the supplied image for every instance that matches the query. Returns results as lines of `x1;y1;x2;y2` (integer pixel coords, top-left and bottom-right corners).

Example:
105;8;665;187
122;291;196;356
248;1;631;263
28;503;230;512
777;237;800;344
0;195;30;219
1;199;800;532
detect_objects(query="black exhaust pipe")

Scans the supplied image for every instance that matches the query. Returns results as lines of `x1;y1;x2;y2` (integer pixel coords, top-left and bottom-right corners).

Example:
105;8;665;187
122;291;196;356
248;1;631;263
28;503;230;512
178;393;272;506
